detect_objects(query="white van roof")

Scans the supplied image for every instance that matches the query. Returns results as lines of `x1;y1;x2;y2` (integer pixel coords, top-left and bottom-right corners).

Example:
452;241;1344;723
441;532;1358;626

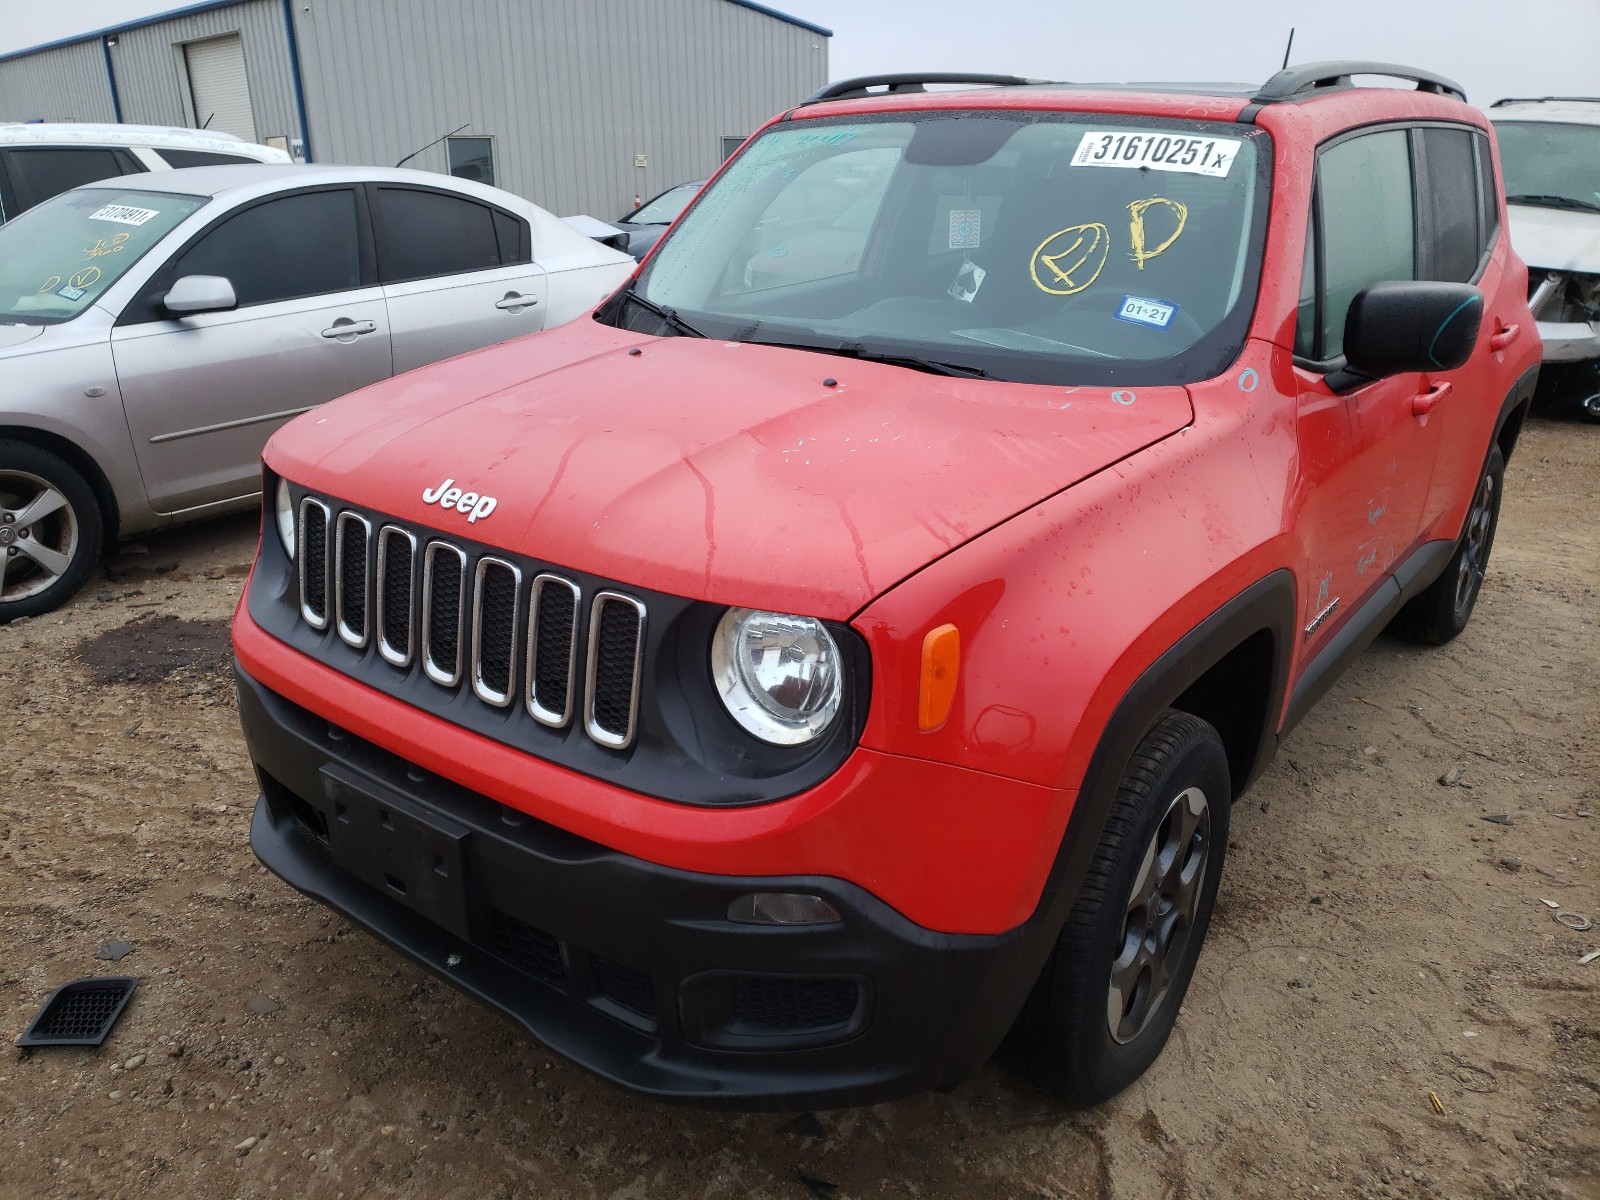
0;122;289;161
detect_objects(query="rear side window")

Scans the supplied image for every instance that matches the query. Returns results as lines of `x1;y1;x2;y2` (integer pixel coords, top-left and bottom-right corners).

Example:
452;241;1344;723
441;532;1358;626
2;147;143;212
1299;129;1416;361
154;148;263;169
1475;133;1499;245
373;188;510;282
172;188;362;307
1418;127;1481;283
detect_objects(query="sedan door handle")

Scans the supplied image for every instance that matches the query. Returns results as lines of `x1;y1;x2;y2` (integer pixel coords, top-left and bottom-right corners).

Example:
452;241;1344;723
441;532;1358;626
321;319;377;339
1413;381;1452;417
495;292;539;311
1489;323;1520;351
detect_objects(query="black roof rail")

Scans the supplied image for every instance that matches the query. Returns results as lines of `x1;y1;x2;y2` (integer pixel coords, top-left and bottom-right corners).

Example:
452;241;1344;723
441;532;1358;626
1253;61;1466;104
801;73;1053;106
1491;95;1600;107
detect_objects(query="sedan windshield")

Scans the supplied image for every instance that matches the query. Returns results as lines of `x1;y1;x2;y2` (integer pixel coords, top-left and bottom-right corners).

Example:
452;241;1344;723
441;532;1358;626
625;112;1269;385
0;187;205;325
1495;121;1600;212
626;182;702;225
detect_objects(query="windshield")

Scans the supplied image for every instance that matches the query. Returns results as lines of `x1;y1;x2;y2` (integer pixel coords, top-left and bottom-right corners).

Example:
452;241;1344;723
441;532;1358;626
620;112;1270;385
0;186;206;325
1495;121;1600;211
627;182;702;225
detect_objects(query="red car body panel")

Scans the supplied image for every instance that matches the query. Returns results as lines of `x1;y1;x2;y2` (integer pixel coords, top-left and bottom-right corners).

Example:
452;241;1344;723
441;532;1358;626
265;321;1193;621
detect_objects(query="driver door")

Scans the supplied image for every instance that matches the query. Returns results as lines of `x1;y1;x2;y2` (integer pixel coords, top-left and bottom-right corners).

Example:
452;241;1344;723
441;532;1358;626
110;186;392;513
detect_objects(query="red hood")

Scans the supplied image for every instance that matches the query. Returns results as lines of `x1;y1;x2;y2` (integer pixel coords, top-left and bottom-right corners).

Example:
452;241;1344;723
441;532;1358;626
267;321;1193;619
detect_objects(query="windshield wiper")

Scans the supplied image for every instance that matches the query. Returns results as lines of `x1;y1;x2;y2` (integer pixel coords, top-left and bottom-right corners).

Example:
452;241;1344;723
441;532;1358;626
1506;193;1600;214
621;284;707;338
745;337;989;379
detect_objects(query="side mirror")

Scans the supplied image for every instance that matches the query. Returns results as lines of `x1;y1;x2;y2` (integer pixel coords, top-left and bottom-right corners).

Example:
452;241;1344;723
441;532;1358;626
163;274;237;315
1338;281;1483;388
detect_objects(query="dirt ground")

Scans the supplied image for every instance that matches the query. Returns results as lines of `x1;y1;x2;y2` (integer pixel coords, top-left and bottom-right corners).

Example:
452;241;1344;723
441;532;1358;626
1;415;1596;1200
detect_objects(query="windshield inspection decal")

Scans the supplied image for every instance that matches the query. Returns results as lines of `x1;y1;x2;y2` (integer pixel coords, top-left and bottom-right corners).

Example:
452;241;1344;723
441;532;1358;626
88;204;161;226
1031;222;1110;295
421;478;497;523
55;286;88;302
1071;131;1243;178
949;208;982;250
1115;295;1179;329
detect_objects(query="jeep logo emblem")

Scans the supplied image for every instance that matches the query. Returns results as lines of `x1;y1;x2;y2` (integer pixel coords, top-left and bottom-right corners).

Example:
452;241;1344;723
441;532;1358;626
422;478;497;524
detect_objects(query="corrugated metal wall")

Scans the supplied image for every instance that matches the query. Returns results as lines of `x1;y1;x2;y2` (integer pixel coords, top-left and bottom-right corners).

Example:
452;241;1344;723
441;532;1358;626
292;0;827;215
0;0;826;217
109;0;299;144
0;40;118;123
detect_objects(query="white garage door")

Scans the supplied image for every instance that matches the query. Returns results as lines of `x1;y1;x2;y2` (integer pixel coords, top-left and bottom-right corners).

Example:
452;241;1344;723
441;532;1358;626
185;34;257;142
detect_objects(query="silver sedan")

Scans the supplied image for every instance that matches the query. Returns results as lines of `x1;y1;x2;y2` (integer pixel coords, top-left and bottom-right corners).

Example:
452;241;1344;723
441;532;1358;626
0;164;634;621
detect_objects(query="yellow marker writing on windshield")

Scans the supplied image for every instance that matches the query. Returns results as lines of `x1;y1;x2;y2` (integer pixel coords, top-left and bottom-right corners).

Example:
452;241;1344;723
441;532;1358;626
1128;197;1188;270
1030;222;1110;296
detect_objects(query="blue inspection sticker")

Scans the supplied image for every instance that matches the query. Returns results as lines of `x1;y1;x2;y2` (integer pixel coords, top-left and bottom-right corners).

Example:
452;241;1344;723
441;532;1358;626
56;286;88;302
1114;295;1179;330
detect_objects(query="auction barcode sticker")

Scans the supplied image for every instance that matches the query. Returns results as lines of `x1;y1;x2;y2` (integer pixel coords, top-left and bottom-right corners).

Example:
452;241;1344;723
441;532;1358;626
1071;131;1242;178
89;204;160;226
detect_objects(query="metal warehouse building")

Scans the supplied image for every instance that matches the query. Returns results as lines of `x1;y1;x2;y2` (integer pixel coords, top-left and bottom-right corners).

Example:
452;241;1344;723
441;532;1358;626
0;0;830;216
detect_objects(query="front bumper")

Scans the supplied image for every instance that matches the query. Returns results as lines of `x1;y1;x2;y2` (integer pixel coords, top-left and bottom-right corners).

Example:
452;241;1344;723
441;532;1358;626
238;665;1049;1109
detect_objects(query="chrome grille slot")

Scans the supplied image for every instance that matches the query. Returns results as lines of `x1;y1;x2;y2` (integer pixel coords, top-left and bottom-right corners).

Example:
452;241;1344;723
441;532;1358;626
471;557;521;706
335;512;372;649
422;541;467;687
526;574;580;727
585;592;646;749
376;526;417;668
298;498;331;630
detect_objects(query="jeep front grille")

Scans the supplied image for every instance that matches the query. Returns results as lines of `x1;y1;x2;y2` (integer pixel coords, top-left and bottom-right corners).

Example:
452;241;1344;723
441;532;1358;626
294;500;647;751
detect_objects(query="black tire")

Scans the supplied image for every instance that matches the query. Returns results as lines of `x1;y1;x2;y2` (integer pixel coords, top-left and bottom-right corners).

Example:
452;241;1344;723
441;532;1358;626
1393;444;1505;645
0;441;104;624
1014;710;1230;1107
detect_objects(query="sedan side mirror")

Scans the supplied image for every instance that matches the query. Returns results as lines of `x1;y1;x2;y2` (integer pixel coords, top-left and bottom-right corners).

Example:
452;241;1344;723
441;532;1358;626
1333;281;1483;392
163;274;238;316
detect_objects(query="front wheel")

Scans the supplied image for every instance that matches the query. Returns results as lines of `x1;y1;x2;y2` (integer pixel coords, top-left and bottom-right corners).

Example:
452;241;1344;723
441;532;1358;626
1393;445;1505;645
0;442;105;624
1013;710;1230;1107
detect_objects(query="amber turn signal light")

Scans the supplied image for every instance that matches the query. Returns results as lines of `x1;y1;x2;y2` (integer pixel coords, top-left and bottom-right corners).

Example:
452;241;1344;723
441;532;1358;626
918;623;960;731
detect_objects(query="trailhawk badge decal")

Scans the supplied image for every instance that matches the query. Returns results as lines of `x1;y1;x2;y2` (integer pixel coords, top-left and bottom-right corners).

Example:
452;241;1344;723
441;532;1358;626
422;478;498;523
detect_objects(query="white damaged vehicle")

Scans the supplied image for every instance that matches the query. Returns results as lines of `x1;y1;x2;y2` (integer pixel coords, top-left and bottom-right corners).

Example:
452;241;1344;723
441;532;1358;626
1490;97;1600;421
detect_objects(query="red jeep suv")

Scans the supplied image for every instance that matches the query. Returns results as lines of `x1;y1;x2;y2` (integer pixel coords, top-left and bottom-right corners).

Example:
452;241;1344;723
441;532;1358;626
233;63;1539;1109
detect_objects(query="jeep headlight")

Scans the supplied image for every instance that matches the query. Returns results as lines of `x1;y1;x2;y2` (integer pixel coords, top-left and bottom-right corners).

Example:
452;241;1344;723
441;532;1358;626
274;476;296;560
712;608;842;745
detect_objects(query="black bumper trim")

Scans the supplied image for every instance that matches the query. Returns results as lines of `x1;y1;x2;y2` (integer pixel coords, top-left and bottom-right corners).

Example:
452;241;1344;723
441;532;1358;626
237;661;1040;1110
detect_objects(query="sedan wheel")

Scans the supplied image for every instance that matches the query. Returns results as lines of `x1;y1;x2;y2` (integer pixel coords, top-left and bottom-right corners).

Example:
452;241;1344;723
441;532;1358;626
0;444;104;623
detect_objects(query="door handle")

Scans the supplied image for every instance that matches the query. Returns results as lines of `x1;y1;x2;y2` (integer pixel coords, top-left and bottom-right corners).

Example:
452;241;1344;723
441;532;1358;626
1489;323;1520;351
321;319;377;339
495;292;539;311
1413;381;1452;417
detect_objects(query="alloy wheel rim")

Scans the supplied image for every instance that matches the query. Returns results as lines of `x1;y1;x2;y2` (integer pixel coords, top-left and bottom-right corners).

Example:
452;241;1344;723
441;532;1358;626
0;469;80;604
1107;785;1211;1045
1454;470;1495;615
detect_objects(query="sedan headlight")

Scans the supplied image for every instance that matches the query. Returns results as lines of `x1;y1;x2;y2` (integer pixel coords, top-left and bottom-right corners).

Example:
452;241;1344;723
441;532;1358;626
712;608;843;745
274;476;296;560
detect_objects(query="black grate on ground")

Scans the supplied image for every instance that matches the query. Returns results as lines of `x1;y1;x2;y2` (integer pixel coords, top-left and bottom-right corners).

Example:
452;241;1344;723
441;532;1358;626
18;978;139;1047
